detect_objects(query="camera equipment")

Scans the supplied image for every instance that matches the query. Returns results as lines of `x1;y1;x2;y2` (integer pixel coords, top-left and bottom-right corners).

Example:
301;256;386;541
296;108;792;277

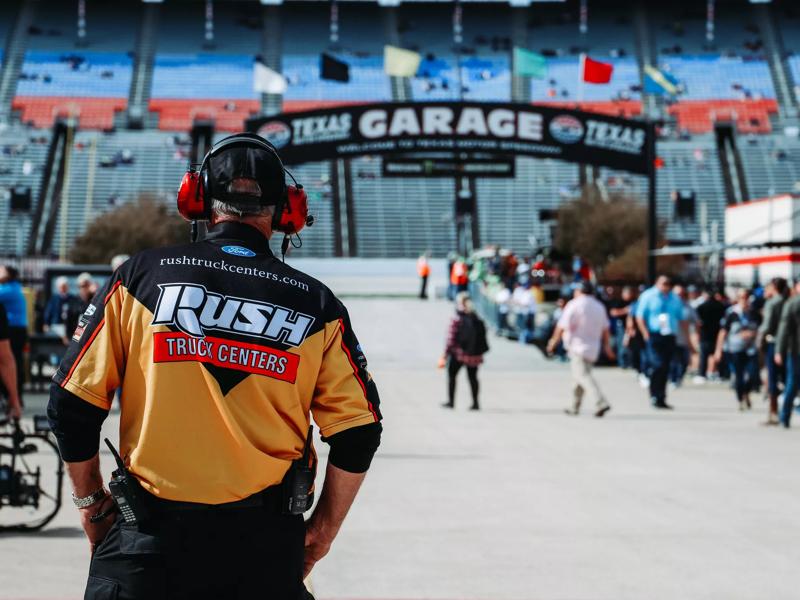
104;438;150;525
0;413;64;533
282;426;316;515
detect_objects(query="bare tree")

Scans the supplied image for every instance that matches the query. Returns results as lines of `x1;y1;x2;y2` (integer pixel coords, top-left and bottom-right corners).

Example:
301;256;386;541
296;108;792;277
555;185;683;281
69;195;187;264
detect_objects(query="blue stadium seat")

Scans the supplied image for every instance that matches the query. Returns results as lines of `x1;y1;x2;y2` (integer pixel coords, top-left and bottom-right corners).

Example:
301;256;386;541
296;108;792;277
151;54;258;100
283;55;391;102
16;51;132;98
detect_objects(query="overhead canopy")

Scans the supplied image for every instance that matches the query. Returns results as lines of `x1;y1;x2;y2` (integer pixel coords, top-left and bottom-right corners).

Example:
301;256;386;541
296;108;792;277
247;102;653;174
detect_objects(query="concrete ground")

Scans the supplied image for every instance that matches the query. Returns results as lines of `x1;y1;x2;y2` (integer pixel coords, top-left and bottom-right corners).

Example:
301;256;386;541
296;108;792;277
2;291;800;600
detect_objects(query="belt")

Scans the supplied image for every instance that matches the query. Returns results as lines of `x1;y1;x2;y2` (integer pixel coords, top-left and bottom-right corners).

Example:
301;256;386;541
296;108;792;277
145;485;283;513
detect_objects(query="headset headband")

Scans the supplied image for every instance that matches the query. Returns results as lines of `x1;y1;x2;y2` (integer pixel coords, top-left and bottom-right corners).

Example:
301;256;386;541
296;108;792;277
197;133;284;176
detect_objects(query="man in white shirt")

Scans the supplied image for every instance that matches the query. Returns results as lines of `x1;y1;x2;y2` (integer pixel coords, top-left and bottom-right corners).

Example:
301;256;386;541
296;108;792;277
547;281;615;417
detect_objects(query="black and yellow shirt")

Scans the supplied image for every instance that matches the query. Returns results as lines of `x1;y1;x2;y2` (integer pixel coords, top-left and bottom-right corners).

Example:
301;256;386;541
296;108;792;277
48;222;382;505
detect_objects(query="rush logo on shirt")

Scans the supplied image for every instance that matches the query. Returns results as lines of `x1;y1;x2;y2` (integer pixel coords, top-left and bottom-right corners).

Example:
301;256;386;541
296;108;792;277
153;331;300;383
152;283;314;346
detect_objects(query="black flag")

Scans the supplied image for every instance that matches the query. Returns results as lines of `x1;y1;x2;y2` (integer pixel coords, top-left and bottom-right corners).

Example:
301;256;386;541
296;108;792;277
320;53;350;82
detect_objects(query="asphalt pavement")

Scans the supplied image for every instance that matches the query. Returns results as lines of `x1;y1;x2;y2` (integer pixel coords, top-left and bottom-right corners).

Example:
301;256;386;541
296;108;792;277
2;285;799;600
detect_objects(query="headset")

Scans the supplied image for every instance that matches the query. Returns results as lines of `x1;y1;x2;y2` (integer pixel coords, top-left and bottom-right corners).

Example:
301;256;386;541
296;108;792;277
176;133;313;236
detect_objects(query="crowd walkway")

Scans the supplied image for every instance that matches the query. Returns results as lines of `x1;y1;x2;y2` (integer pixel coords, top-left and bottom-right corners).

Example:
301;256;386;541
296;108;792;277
2;296;799;600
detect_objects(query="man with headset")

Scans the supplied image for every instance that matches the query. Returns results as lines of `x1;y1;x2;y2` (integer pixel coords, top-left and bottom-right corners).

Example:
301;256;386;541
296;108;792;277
47;133;382;599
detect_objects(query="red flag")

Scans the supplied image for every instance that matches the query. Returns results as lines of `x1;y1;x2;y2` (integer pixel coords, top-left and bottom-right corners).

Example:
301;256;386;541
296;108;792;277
581;55;613;84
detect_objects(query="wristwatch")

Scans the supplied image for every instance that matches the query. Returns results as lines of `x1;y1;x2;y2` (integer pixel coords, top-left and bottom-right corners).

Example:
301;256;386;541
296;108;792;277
72;487;108;509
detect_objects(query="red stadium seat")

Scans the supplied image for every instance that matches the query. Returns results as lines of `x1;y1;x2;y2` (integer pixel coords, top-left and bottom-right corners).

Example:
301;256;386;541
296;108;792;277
12;96;127;130
534;100;643;119
148;99;261;132
282;100;373;113
667;99;778;134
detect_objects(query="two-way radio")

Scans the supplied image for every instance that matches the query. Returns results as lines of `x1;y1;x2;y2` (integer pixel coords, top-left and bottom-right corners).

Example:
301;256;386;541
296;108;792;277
282;426;316;515
104;438;150;525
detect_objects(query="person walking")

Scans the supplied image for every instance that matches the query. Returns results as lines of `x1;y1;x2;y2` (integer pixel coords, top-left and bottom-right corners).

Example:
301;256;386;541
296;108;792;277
511;282;536;344
714;289;761;411
669;285;697;388
608;286;634;368
417;251;431;299
694;288;727;383
440;292;488;410
758;278;788;425
43;276;78;335
547;281;614;417
450;258;469;297
775;279;800;428
47;133;382;598
635;276;689;410
0;265;28;405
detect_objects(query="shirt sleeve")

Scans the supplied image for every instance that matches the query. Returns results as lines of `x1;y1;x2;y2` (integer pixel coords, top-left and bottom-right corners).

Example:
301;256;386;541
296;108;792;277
311;300;382;440
557;301;573;330
48;272;127;461
776;302;793;356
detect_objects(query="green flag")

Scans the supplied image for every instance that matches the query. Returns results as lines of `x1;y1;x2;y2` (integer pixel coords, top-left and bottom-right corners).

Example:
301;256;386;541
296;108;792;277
513;47;547;79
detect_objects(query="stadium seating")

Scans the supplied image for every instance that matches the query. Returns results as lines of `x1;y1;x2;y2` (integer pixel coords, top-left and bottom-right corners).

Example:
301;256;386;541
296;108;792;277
529;58;641;103
282;55;392;104
351;156;458;257
13;51;132;129
2;0;800;260
12;96;127;130
667;99;778;135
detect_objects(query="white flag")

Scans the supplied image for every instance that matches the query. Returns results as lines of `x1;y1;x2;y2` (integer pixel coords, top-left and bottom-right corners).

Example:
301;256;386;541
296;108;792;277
253;60;287;94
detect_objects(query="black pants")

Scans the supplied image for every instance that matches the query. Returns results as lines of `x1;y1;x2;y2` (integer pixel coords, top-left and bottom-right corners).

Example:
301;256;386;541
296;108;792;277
646;333;676;404
447;358;479;408
698;339;715;378
6;326;26;401
85;503;305;599
419;275;428;299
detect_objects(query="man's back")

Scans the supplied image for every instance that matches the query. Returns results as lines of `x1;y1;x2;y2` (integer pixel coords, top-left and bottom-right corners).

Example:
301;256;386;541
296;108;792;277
53;222;380;504
559;295;608;362
696;297;725;342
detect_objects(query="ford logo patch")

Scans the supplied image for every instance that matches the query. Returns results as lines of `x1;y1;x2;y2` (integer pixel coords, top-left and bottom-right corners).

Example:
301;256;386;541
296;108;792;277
221;245;256;257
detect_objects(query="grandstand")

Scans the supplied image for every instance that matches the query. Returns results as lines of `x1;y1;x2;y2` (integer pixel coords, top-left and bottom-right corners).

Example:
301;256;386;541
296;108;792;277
0;0;798;260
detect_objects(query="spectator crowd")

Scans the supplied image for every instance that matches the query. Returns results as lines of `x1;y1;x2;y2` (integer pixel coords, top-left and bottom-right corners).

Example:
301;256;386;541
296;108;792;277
453;246;800;428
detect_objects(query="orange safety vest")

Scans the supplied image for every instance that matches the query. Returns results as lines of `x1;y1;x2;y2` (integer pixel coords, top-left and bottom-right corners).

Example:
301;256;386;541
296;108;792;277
417;257;430;277
450;261;468;285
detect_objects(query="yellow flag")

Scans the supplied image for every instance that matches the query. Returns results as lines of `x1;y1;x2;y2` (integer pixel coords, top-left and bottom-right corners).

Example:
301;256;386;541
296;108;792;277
384;45;421;78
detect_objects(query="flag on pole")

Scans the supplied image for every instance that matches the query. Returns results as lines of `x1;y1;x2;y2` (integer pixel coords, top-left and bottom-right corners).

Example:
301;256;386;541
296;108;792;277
580;54;613;84
643;65;680;96
384;45;421;78
513;47;547;79
320;53;350;82
253;59;287;94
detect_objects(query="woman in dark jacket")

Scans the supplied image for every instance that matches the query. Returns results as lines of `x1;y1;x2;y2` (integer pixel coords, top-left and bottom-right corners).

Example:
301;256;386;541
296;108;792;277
439;292;488;410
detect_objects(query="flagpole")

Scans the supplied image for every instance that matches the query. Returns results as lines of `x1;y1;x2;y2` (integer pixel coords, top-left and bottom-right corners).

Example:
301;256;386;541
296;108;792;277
578;53;585;105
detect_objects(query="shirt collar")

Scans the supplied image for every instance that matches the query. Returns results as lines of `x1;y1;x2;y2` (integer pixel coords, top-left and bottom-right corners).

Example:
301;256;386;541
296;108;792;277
204;222;273;257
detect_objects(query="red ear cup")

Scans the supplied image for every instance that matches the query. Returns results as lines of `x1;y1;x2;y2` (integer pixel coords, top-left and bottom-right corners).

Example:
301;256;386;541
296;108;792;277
176;170;209;221
275;185;309;234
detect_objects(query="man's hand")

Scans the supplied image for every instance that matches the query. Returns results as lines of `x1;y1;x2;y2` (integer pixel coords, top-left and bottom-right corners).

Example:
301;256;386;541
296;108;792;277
303;515;334;579
302;464;367;578
604;346;616;362
78;494;116;555
775;352;783;367
546;339;557;355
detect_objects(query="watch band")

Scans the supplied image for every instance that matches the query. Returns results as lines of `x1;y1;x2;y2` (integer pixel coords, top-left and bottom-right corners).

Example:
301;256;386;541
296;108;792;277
72;487;107;509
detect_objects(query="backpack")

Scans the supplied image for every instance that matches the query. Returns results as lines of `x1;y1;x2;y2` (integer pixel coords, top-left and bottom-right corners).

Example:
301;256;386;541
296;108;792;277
457;313;489;356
